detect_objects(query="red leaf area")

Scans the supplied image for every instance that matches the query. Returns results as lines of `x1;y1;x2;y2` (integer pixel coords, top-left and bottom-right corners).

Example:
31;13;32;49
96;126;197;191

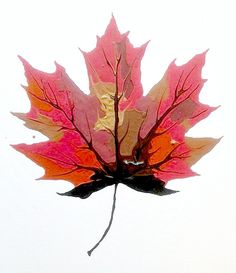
13;17;219;192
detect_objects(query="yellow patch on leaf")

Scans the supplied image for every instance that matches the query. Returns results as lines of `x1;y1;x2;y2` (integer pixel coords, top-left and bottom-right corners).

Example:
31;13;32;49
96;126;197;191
91;81;125;131
118;110;145;156
13;113;64;141
185;137;221;167
147;75;168;102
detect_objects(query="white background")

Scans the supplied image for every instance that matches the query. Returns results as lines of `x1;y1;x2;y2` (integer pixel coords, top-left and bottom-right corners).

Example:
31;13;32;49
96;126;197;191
0;0;235;272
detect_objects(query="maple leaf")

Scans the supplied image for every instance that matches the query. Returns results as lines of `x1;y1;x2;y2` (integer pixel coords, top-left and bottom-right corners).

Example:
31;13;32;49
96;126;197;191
13;16;219;255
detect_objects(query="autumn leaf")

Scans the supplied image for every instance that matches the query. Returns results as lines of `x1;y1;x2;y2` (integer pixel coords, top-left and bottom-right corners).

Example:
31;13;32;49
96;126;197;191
13;16;219;255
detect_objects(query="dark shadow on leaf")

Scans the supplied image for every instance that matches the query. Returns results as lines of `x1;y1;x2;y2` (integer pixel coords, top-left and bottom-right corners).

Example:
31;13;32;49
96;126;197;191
58;175;178;199
122;175;179;196
57;176;115;199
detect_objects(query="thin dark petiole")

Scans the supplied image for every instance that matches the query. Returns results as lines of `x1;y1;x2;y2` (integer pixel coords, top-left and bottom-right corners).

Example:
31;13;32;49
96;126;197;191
87;183;118;256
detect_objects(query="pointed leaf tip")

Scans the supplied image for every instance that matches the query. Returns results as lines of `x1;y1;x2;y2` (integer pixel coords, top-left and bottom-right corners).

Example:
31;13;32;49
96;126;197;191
158;188;179;196
17;55;25;62
18;55;30;67
105;15;120;35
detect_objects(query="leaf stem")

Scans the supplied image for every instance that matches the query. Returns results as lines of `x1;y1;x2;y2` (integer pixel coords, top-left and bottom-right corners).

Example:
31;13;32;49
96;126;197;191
87;183;118;256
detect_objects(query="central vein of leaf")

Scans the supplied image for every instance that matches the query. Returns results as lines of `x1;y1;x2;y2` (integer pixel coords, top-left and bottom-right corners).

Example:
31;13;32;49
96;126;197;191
114;55;122;174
